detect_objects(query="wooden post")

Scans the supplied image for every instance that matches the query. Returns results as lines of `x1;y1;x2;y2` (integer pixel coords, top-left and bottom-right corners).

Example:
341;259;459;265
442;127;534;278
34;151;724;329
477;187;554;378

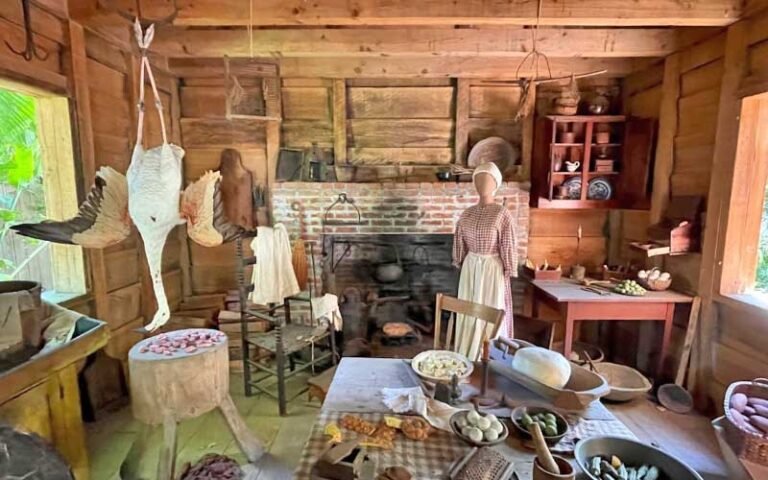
649;53;680;227
47;364;90;480
66;21;109;320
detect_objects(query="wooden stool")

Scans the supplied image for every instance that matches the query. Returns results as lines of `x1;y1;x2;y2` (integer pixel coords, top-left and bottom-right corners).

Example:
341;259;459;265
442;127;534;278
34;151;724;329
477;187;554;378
128;329;263;480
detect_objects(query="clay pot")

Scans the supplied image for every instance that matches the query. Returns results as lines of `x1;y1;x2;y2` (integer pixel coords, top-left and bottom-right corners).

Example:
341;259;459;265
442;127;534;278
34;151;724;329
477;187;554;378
0;281;45;349
595;132;610;144
570;265;586;282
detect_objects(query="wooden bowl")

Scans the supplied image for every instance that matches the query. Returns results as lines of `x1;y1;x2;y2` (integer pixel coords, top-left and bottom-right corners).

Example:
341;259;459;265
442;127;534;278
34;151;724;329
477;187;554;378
592;362;652;402
510;405;569;446
450;410;509;447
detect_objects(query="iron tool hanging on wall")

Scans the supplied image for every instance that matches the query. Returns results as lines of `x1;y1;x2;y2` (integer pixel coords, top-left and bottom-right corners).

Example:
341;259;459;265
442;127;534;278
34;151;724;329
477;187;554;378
5;0;48;62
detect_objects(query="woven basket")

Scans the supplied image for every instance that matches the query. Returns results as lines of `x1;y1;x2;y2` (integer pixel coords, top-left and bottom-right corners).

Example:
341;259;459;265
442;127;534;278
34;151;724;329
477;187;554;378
467;136;518;174
638;268;672;291
723;378;768;465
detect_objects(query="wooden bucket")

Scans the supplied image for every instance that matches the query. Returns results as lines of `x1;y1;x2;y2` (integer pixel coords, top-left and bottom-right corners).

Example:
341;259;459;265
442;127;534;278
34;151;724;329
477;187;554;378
0;281;45;350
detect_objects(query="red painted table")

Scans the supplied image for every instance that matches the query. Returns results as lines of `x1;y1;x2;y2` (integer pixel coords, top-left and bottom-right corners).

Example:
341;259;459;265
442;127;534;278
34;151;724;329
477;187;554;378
527;279;693;374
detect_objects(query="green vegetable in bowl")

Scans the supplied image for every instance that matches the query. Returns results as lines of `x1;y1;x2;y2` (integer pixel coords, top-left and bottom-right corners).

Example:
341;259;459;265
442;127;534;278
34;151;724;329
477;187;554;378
588;456;663;480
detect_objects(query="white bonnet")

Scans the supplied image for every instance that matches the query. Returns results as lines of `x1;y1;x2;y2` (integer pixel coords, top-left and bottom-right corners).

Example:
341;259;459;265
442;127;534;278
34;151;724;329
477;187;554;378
472;161;503;193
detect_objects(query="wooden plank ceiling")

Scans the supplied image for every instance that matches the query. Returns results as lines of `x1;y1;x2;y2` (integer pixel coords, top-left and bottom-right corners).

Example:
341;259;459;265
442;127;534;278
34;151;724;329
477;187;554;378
75;0;747;78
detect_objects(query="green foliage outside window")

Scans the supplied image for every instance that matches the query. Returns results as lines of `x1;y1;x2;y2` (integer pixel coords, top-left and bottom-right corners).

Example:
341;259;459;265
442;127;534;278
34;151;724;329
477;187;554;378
0;89;46;279
757;181;768;292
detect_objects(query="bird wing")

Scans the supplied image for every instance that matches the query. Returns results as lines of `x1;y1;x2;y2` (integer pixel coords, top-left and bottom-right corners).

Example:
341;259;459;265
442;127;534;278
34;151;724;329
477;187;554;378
11;166;131;248
180;170;243;247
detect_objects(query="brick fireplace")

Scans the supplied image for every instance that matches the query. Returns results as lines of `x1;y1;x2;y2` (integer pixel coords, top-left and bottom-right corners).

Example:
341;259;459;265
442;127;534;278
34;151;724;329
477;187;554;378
271;181;530;346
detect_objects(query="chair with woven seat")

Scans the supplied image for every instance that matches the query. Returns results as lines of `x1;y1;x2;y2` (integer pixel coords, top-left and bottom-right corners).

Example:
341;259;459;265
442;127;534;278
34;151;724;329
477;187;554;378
236;239;337;416
433;293;505;360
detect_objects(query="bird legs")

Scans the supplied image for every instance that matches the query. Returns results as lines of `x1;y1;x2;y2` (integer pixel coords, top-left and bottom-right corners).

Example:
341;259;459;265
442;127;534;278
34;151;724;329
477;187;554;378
139;228;173;332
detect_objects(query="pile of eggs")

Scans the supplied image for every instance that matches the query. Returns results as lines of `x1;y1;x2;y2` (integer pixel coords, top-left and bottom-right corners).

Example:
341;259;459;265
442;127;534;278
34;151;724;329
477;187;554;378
456;410;505;442
139;329;226;356
637;269;671;282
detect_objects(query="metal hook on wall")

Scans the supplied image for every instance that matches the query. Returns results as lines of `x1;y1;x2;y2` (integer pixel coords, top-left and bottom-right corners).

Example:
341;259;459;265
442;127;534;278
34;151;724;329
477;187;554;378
5;0;49;62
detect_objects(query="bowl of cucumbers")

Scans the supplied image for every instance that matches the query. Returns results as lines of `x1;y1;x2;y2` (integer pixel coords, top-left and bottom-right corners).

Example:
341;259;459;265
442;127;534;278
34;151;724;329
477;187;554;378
510;405;569;446
575;436;704;480
613;279;647;297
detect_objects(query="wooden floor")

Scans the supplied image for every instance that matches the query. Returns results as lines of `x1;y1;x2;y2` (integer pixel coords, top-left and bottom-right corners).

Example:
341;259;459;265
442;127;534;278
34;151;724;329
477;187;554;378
86;372;317;480
87;372;731;480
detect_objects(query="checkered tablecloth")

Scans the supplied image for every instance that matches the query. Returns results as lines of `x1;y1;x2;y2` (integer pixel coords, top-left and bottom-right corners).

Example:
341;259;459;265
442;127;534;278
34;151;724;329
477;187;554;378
294;411;472;479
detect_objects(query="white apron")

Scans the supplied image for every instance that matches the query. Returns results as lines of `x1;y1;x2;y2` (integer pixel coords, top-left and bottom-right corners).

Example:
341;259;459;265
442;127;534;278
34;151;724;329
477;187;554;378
454;252;506;361
249;224;300;305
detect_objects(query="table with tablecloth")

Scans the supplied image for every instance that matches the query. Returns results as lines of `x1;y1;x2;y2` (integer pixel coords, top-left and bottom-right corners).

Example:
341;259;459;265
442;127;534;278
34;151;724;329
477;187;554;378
294;358;636;479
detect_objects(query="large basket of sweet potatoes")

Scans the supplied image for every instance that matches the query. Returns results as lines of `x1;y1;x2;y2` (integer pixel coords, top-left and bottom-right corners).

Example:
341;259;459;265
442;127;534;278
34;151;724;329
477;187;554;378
723;378;768;465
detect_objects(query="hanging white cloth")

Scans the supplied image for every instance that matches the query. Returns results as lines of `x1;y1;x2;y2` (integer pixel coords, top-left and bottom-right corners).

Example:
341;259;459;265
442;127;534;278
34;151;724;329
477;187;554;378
454;252;506;361
311;293;343;331
249;224;300;305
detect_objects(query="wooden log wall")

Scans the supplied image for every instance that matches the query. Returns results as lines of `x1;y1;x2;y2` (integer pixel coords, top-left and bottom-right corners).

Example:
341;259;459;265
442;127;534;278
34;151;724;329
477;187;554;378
704;10;768;408
178;69;275;295
0;2;187;411
610;10;768;409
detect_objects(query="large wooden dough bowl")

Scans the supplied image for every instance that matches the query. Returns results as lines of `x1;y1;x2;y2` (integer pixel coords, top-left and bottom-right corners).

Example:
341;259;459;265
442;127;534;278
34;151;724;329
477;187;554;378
490;338;610;411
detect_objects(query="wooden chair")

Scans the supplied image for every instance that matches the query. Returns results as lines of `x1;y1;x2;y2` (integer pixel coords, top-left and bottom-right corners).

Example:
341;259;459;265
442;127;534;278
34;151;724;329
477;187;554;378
513;314;556;349
433;293;505;359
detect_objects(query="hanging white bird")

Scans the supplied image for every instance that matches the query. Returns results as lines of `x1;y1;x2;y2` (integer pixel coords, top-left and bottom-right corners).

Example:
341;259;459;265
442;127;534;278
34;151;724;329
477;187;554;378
12;21;241;332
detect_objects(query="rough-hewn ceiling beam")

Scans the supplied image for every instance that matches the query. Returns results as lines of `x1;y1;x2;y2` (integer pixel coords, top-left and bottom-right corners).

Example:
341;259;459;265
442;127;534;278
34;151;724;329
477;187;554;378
152;27;678;58
169;56;651;79
106;0;741;27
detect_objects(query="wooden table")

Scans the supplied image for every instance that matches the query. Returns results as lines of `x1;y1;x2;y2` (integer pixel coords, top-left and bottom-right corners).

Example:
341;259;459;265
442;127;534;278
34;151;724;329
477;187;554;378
307;357;625;480
528;280;693;374
0;316;109;480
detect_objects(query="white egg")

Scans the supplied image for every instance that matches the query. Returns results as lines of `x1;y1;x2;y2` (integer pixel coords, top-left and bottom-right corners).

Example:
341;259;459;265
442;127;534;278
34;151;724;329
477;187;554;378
485;414;498;423
476;416;491;430
660;272;671;281
638;270;648;279
649;270;661;280
461;426;474;437
490;420;504;434
466;410;481;425
456;416;468;428
484;428;500;441
466;427;483;443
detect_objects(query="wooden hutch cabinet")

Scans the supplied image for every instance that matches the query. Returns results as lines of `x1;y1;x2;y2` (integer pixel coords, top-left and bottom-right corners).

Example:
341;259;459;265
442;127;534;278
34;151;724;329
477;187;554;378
531;115;655;209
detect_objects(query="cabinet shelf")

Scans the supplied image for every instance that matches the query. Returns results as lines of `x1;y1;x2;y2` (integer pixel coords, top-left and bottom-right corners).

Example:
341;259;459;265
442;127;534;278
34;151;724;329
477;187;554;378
532;115;655;210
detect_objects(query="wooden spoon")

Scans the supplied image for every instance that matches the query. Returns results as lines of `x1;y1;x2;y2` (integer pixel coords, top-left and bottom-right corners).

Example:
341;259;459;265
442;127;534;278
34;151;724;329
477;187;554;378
530;423;560;474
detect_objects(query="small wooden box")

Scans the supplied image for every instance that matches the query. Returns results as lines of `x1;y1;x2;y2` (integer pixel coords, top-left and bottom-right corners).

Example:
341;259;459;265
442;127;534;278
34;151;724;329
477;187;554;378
523;266;562;281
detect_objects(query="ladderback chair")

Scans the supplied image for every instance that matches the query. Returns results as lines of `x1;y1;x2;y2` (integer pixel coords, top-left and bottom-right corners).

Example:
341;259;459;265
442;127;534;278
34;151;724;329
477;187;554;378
433;293;504;359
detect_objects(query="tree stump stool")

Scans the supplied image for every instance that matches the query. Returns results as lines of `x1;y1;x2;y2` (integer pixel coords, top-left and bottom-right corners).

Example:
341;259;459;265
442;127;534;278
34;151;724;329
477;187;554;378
128;329;263;480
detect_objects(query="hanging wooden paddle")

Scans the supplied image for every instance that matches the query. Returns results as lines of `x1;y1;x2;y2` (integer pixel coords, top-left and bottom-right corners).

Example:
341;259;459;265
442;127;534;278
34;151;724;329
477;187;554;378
292;238;308;291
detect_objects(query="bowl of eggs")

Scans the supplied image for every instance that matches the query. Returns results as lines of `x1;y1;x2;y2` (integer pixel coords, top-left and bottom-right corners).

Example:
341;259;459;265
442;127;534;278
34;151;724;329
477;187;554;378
637;268;672;291
450;410;508;447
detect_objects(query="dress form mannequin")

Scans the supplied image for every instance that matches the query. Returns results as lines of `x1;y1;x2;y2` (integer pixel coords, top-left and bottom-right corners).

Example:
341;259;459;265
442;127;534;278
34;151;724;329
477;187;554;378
451;162;518;360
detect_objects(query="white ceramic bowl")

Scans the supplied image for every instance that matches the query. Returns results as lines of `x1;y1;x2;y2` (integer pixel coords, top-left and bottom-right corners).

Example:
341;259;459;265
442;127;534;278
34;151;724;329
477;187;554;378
411;350;473;384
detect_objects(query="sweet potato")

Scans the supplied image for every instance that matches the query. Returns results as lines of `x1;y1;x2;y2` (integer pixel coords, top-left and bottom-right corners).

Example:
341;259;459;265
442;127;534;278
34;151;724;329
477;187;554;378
730;393;748;412
743;405;757;416
730;408;748;427
753;404;768;417
748;397;768;408
749;415;768;434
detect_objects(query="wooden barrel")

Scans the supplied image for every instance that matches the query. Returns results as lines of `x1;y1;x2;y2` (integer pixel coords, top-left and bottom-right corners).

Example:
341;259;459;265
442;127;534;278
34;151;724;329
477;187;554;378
128;329;229;425
0;281;45;351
